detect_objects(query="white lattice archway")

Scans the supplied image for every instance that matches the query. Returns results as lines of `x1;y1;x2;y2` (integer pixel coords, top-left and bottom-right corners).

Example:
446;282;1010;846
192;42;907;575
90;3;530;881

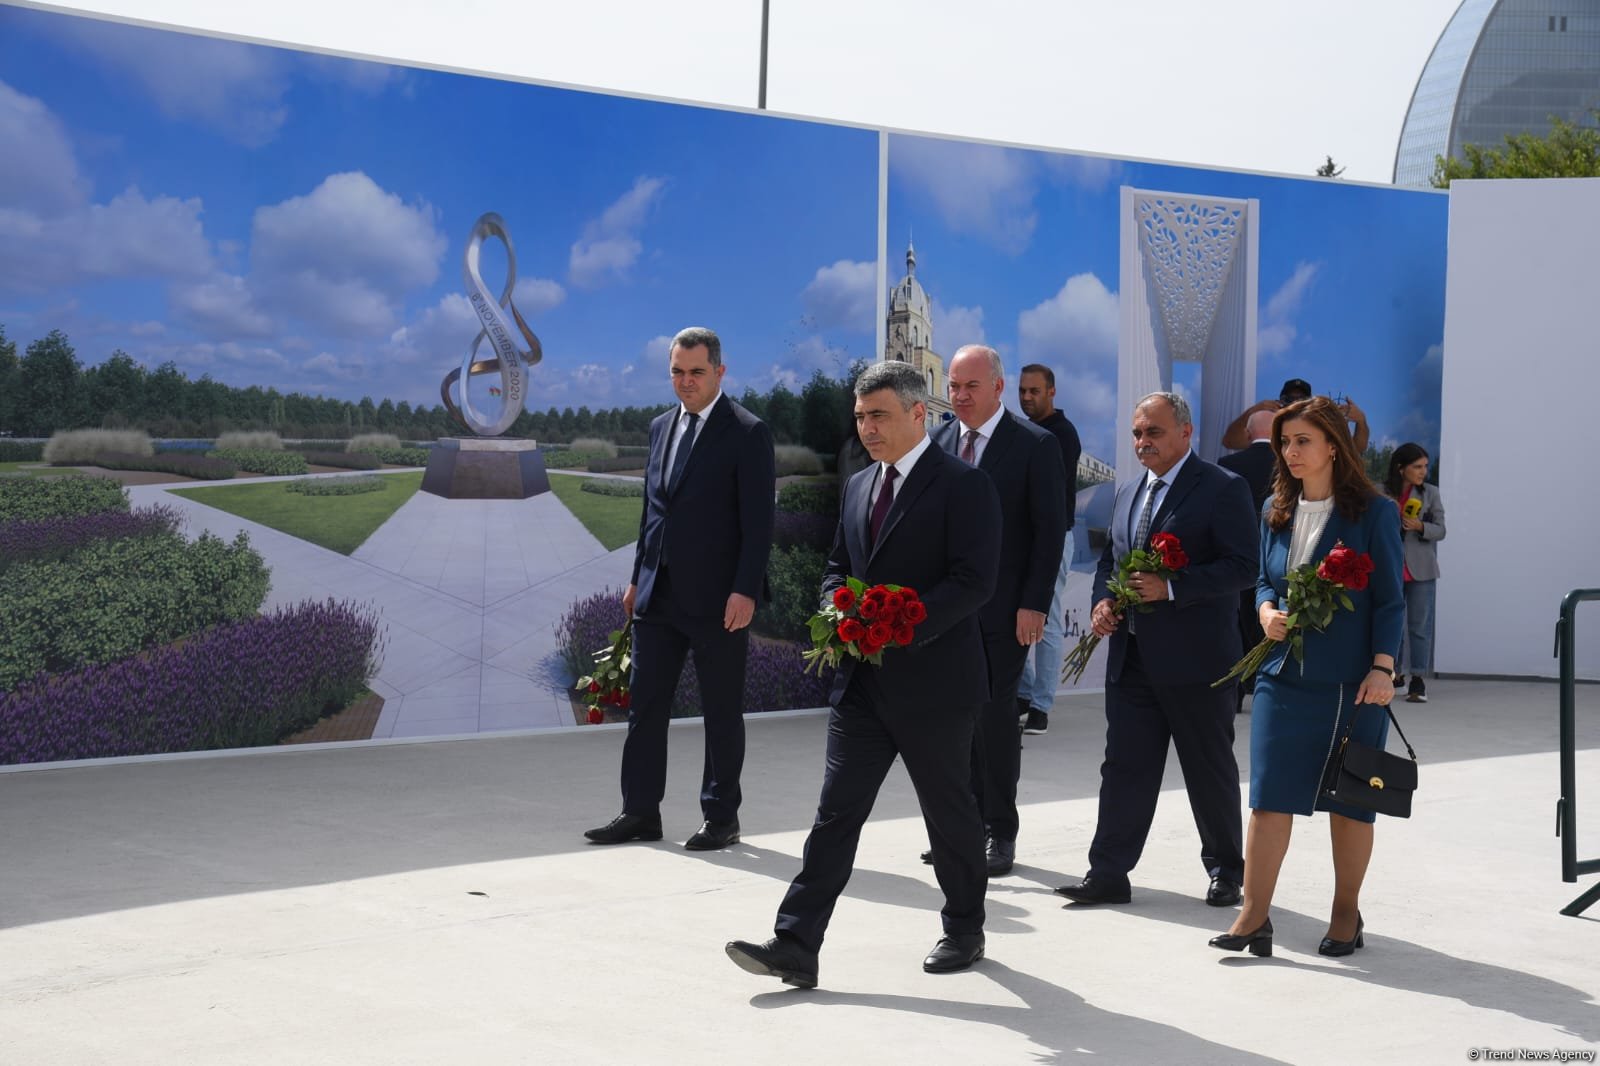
1117;187;1259;473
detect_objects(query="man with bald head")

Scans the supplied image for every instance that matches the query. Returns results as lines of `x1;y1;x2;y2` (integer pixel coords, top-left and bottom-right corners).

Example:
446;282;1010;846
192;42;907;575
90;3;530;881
926;344;1068;876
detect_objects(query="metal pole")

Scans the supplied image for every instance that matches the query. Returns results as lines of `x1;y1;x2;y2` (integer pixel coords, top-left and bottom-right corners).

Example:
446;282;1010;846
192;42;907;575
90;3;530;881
1556;588;1600;915
758;0;771;109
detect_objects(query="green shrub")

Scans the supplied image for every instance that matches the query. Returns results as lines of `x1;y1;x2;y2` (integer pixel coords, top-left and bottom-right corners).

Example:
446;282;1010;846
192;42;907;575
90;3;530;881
776;481;839;516
775;444;824;477
300;450;382;470
754;544;829;642
0;476;128;521
374;447;429;466
286;476;387;496
0;529;270;691
543;449;595;469
616;444;649;458
94;452;238;480
347;432;403;453
44;429;153;464
586;456;647;473
216;430;284;451
580;479;645;498
570;436;619;458
291;439;348;452
210;448;308;476
0;441;45;462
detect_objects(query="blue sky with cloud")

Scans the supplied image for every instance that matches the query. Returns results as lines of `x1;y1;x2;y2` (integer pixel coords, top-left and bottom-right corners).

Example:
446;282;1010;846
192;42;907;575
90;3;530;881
0;6;878;410
887;133;1448;464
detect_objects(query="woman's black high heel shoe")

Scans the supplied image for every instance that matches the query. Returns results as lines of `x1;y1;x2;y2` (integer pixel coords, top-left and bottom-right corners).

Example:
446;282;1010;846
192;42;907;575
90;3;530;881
1318;914;1364;957
1208;917;1273;957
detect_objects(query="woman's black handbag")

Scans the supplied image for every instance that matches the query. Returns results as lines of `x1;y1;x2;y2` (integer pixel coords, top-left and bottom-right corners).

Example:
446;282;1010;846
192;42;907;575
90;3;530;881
1322;705;1418;818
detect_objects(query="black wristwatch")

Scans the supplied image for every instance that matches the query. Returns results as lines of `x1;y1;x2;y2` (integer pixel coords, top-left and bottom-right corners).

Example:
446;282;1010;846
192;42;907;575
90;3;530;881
1369;665;1395;680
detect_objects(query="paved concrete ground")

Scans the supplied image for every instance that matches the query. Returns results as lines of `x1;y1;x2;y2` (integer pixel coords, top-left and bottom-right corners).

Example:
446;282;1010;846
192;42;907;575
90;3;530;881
3;678;1597;1065
130;472;635;738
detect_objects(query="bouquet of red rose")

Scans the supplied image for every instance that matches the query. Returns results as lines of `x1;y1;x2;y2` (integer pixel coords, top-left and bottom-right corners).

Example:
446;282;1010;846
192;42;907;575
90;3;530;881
1213;540;1375;688
1061;532;1189;685
802;578;928;675
576;620;632;724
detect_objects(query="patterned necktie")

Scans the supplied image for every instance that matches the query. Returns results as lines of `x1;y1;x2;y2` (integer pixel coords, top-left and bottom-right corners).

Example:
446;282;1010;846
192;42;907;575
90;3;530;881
869;465;899;547
666;411;700;493
1133;477;1165;549
960;428;979;464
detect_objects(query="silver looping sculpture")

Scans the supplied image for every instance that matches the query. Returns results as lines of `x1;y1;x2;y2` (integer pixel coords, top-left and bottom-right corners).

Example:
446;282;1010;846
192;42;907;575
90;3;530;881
441;213;542;436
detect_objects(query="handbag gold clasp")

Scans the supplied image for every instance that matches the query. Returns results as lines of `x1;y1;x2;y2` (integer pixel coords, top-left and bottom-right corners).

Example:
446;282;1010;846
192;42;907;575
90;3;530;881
1369;777;1384;789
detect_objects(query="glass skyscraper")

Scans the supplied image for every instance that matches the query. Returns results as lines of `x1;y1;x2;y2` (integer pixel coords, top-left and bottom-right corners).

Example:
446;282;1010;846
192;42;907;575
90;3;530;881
1394;0;1600;185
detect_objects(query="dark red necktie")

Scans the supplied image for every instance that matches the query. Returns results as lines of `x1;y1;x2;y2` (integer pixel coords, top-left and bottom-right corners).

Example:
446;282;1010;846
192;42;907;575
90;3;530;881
868;465;898;547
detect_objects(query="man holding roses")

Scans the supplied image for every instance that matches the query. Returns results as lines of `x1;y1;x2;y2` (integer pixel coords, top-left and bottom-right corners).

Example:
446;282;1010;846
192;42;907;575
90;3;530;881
727;359;1001;987
1055;391;1257;909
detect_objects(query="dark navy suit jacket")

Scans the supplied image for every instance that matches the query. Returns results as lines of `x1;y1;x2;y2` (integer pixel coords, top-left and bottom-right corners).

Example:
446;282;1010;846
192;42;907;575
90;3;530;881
631;394;775;618
1256;493;1405;683
1094;454;1258;686
823;442;1000;709
932;411;1068;635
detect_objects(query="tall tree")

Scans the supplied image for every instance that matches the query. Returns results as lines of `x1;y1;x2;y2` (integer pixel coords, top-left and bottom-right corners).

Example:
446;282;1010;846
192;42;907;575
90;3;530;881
0;325;18;433
19;330;83;435
1432;110;1600;187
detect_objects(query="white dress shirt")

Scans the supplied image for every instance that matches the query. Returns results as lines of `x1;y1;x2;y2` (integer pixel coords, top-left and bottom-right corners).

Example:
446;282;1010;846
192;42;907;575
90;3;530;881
663;391;723;480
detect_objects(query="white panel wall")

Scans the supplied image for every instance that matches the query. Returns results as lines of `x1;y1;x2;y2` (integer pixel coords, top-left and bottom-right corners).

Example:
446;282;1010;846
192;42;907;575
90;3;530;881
1437;178;1600;679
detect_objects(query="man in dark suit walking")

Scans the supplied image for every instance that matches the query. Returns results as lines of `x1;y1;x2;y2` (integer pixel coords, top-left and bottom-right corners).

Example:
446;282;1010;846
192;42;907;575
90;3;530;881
1055;392;1257;907
928;345;1067;876
726;360;1000;987
1218;408;1276;714
584;327;775;852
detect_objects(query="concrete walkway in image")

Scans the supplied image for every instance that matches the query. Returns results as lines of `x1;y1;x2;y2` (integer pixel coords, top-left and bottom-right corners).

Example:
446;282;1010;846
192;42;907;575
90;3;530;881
130;470;635;738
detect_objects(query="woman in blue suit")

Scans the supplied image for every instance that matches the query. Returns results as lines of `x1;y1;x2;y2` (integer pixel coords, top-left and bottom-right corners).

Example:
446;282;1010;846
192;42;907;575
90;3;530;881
1209;397;1404;958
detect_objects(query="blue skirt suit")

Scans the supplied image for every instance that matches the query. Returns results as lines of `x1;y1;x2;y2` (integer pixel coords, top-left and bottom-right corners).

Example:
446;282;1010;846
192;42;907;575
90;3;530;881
1250;492;1405;824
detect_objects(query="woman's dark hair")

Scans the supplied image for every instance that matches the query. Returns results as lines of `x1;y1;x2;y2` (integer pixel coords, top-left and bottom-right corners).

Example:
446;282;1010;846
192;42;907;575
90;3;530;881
1384;442;1430;498
1266;396;1381;532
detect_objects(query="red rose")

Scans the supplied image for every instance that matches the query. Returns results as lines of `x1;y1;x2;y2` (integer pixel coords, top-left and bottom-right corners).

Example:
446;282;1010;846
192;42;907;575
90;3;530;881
879;604;902;626
586;707;604;724
838;618;866;643
858;638;883;658
865;585;889;601
1150;533;1188;571
587;681;601;693
833;587;856;612
884;591;905;614
867;621;894;646
903;600;928;624
894;624;915;646
858;598;881;620
1150;532;1179;553
898;587;919;601
620;691;631;709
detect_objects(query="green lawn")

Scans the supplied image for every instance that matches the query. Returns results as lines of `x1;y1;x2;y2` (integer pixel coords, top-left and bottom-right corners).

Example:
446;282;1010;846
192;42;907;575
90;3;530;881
548;474;642;551
0;461;67;479
172;472;424;555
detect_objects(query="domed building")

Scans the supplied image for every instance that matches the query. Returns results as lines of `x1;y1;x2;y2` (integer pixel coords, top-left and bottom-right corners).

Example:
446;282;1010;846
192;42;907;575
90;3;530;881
883;240;951;422
1393;0;1600;186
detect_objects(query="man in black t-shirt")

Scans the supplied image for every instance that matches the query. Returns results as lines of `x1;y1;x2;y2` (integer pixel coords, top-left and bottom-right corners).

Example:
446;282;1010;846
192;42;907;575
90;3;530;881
1016;364;1082;735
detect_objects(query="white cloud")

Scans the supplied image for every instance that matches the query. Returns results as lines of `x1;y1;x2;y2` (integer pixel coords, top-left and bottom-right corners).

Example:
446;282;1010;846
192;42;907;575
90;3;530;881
51;17;289;147
513;277;566;316
0;186;213;291
1383;342;1444;451
1017;273;1119;370
892;136;1038;255
0;80;87;213
801;259;875;331
568;176;666;288
1258;260;1320;358
251;172;446;336
931;300;986;350
169;273;274;338
387;292;480;367
301;351;367;381
1041;152;1122;192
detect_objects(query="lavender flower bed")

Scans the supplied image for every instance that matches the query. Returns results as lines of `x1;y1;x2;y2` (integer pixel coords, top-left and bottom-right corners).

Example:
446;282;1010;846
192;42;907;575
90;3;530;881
0;503;183;570
553;586;833;718
0;599;384;765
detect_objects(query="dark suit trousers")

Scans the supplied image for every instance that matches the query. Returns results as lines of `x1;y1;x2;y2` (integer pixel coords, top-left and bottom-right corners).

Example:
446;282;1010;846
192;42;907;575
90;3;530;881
969;632;1028;843
1235;590;1264;700
1087;637;1244;887
775;668;986;953
620;572;748;823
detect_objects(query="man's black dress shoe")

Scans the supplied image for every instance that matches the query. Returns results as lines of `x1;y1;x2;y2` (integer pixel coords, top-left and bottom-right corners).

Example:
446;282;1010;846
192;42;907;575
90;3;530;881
726;936;818;988
1208;917;1273;957
986;838;1015;877
583;812;662;844
685;818;740;851
1318;914;1365;957
923;933;985;973
1205;876;1243;907
1054;875;1131;905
